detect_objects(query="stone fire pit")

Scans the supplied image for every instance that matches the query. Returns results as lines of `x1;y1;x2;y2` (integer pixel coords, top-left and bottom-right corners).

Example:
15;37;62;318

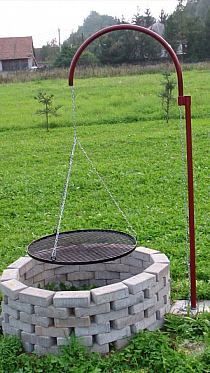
0;247;170;355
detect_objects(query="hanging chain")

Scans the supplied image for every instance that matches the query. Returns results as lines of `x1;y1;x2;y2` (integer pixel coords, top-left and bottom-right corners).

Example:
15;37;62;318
178;106;191;306
77;138;137;237
51;87;77;260
52;86;137;260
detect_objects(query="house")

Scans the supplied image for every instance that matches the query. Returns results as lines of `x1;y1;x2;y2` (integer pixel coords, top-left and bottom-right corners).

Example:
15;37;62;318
0;36;37;72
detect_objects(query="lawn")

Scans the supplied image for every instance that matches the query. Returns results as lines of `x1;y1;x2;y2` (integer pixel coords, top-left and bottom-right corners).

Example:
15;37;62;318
0;70;209;298
0;69;209;371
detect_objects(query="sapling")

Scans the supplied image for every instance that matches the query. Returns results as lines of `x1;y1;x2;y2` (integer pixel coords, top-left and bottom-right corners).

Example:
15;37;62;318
34;91;62;131
159;72;176;123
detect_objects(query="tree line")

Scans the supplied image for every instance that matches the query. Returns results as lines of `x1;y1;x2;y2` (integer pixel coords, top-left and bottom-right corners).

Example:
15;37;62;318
36;0;210;67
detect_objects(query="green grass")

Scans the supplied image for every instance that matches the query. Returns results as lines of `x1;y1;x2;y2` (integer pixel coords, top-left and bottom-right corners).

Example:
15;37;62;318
0;313;209;372
0;70;209;299
0;69;209;370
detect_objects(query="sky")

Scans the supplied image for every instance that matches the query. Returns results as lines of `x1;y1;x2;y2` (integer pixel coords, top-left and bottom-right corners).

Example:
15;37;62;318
0;0;180;47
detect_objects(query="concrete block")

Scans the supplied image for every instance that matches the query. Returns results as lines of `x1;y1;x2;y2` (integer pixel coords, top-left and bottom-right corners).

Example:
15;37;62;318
44;263;61;270
9;316;35;333
95;271;120;280
35;325;71;338
75;302;110;317
111;291;144;311
25;264;44;280
106;279;120;285
144;314;156;329
67;271;94;281
129;296;156;315
19;287;55;306
20;312;53;327
75;322;110;337
147;318;164;331
89;279;107;287
112;311;144;329
105;263;130;272
96;326;131;345
33;269;55;283
108;259;121;264
22;342;34;353
3;313;9;323
8;299;34;314
156;306;167;320
54;265;80;275
77;335;93;347
80;263;105;272
120;272;131;280
132;247;160;262
8;256;33;276
21;331;37;344
34;305;71;319
120;256;142;267
113;337;130;350
53;291;90;308
0;269;20;282
91;282;129;305
129;265;141;274
95;308;128;323
2;304;20;319
54;316;90;328
123;273;156;294
142;261;151;269
36;335;56;348
144;306;155;318
150;253;170;264
91;343;109;354
131;314;157;333
57;337;69;346
34;344;58;355
4;295;9;304
0;279;27;300
44;274;67;286
145;263;169;282
2;321;21;337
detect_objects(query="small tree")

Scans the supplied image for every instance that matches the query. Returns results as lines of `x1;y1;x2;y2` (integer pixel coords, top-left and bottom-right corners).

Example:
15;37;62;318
159;72;176;123
34;91;62;131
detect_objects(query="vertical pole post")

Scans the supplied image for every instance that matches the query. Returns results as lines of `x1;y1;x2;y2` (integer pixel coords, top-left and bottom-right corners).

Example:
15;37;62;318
179;96;196;309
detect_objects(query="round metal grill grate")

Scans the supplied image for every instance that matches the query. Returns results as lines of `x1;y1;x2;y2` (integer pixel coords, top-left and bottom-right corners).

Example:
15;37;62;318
27;229;137;265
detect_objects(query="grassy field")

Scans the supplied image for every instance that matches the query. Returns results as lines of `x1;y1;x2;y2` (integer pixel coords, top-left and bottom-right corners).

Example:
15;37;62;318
0;69;209;300
0;69;209;371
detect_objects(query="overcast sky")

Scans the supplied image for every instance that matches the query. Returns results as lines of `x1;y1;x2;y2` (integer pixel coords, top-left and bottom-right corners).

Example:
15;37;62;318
0;0;180;47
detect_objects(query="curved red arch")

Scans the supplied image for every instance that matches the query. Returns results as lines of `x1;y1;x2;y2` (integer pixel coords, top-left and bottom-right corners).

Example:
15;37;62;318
68;24;184;96
68;24;197;310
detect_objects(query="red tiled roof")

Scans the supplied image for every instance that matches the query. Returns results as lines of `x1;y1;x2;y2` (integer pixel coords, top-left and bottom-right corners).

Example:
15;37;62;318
0;36;34;60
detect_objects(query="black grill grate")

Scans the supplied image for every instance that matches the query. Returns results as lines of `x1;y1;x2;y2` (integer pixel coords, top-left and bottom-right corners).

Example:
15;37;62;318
27;229;137;265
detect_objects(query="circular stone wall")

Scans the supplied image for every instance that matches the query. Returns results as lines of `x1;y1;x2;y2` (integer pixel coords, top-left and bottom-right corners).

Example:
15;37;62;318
0;247;170;355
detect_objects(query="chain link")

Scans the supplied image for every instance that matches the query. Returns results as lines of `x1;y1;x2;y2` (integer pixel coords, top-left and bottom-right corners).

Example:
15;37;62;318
52;86;136;260
51;87;77;260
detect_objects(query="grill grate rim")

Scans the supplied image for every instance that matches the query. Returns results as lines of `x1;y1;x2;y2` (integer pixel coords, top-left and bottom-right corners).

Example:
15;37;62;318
27;229;137;265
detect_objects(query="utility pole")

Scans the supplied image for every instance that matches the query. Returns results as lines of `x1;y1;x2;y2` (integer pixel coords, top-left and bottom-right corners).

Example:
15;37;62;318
58;28;61;52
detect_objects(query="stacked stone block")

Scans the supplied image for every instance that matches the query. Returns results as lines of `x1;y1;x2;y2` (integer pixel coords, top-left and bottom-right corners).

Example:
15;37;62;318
0;247;170;355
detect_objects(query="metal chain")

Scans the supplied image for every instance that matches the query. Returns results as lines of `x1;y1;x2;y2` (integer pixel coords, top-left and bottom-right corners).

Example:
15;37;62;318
178;106;191;306
51;87;77;260
52;86;137;260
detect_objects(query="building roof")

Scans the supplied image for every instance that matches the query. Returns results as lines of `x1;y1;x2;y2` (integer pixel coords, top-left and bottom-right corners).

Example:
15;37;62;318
0;36;35;60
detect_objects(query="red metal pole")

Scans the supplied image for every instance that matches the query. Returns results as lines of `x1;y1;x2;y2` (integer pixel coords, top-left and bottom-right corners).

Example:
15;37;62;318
178;96;196;309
